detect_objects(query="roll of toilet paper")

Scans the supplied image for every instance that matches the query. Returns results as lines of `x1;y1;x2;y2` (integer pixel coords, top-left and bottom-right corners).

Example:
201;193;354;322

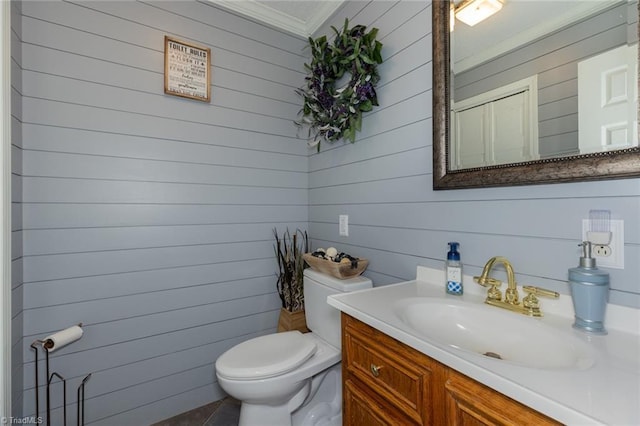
43;325;83;352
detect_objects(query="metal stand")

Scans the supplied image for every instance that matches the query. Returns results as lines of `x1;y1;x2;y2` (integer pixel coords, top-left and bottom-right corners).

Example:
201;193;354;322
77;374;91;426
46;369;66;426
30;324;91;426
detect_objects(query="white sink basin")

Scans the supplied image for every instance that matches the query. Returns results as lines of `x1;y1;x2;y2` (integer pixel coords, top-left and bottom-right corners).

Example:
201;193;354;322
394;298;595;370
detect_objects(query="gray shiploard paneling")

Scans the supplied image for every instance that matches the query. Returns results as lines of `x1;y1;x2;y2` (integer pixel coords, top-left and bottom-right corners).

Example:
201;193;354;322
11;0;24;417
16;0;307;423
12;0;640;424
308;2;640;309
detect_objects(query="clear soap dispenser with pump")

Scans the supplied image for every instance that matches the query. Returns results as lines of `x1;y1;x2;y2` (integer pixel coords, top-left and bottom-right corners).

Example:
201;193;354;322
446;242;463;295
569;241;610;334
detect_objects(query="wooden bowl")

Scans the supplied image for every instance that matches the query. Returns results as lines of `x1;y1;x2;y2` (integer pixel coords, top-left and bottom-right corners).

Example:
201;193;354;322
303;253;369;279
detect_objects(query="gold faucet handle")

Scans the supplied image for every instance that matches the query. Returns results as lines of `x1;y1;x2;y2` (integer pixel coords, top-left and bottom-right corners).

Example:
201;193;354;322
474;276;502;301
473;276;502;287
521;286;559;317
522;286;560;299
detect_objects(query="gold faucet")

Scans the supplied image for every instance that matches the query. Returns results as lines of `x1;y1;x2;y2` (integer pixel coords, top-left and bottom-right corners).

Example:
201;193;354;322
474;256;559;317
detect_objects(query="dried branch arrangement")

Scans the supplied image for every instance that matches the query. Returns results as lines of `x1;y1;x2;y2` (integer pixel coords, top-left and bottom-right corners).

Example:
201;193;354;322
273;228;309;312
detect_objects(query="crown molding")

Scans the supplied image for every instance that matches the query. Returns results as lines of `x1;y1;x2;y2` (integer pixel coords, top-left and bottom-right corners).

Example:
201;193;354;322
304;1;345;36
212;1;344;38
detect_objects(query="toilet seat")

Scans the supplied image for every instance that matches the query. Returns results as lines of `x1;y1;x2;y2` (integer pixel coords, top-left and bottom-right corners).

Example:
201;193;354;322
216;331;317;380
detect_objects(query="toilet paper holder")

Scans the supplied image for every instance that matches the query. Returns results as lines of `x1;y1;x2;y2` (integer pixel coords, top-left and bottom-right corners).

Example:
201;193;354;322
30;323;92;426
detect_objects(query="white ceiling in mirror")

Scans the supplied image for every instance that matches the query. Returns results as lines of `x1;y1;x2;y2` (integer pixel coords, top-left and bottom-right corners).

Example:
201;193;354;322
211;0;345;37
453;1;618;73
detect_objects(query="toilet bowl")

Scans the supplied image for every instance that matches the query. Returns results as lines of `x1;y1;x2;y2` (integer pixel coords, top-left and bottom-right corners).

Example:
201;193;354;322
215;269;372;426
216;332;341;425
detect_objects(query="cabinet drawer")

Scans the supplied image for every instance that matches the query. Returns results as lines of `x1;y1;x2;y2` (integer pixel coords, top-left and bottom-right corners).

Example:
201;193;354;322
343;315;435;424
344;379;414;426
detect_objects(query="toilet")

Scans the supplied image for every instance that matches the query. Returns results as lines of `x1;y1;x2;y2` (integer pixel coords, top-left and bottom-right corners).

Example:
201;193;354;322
215;268;372;426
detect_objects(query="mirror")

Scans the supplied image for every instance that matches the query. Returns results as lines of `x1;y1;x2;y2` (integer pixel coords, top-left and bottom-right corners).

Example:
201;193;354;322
433;0;640;189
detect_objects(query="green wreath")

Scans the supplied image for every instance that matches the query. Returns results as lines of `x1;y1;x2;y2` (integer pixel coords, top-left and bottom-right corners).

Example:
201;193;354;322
295;19;383;151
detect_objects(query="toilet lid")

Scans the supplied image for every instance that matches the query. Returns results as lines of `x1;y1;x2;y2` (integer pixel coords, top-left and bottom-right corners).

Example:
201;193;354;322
216;331;317;380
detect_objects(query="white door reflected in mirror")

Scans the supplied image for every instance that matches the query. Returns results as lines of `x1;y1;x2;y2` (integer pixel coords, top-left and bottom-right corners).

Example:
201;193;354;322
578;43;639;154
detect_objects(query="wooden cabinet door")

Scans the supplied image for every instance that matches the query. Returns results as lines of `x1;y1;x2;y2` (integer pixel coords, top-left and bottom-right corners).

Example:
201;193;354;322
443;370;561;426
344;379;415;426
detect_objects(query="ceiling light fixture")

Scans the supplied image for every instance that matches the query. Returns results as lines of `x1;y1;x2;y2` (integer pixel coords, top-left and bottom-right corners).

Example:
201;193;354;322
455;0;504;27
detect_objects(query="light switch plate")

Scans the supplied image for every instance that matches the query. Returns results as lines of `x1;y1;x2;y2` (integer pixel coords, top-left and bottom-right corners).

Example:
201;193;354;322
339;215;349;236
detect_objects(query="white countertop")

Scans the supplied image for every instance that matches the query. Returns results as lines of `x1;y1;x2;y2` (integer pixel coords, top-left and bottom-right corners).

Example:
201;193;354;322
327;266;640;425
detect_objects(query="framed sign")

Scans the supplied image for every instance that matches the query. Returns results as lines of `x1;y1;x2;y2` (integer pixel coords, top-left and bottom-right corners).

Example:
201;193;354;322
164;36;211;102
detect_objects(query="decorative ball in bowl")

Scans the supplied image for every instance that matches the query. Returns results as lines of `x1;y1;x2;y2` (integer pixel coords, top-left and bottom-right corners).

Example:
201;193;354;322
303;249;368;279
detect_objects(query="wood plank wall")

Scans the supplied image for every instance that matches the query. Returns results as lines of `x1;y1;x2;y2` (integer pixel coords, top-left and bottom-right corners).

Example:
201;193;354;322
10;0;24;416
10;0;640;424
309;2;639;311
15;1;308;424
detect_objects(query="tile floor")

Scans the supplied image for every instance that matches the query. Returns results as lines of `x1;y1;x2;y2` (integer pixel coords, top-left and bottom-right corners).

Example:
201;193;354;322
152;398;240;426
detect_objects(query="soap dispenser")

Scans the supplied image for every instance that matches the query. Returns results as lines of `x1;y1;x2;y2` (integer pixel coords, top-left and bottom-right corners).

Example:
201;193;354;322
569;241;610;334
446;242;463;295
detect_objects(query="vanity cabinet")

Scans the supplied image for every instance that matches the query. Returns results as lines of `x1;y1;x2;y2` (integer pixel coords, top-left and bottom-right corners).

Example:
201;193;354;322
342;313;561;426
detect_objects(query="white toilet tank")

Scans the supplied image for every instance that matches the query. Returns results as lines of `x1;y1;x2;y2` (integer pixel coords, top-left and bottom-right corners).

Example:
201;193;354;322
303;268;372;350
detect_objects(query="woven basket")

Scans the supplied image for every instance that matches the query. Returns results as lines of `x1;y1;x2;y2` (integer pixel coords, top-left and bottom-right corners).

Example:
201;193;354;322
303;253;368;279
277;308;309;333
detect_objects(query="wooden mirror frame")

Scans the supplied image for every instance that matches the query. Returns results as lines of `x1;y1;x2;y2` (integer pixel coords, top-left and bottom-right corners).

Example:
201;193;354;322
432;1;640;190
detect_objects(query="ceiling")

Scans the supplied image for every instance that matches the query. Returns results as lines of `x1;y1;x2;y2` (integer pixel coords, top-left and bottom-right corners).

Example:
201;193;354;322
212;0;346;37
453;1;621;72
